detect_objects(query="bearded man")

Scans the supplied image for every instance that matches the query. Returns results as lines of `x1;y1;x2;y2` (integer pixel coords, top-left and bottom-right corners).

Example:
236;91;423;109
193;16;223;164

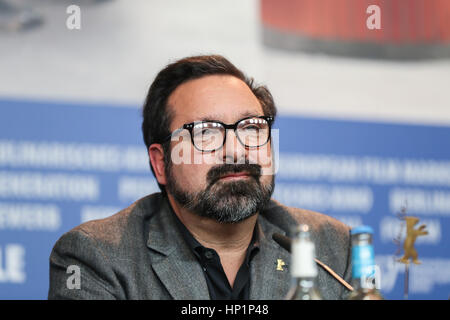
48;55;352;300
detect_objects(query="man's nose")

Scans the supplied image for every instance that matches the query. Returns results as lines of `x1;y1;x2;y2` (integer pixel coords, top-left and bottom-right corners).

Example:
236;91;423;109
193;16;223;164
222;129;246;164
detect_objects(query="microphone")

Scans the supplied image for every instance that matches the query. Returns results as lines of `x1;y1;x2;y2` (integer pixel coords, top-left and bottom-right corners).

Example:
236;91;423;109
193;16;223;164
271;232;354;291
272;233;291;252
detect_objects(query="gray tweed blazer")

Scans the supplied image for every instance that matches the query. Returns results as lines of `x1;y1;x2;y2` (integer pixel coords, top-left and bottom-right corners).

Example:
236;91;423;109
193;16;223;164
48;193;352;300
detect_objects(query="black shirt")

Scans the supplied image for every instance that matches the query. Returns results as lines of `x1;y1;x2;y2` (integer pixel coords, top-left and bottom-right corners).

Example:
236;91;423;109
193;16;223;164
171;209;260;300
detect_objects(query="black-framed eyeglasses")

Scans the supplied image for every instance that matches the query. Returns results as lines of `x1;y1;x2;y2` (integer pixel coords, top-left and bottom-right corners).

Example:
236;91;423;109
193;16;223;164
162;116;274;152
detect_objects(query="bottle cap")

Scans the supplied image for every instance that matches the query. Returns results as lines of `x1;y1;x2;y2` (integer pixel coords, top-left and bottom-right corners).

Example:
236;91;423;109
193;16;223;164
351;225;374;235
298;224;309;232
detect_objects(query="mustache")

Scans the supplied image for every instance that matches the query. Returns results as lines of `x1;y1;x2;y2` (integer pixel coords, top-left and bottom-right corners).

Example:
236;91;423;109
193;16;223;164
206;163;262;185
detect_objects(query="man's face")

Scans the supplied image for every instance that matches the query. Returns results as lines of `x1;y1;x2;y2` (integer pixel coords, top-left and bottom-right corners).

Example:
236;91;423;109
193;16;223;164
164;75;275;223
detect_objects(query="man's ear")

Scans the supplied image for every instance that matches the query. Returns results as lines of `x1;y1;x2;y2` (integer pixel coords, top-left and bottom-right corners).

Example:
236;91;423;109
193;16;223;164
149;144;167;186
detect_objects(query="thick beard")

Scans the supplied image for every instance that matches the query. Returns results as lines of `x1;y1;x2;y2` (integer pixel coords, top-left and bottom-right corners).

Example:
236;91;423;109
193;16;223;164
165;163;275;224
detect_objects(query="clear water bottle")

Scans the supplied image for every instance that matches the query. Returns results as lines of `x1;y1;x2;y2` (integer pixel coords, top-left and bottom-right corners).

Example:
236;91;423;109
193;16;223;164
285;224;322;300
347;225;384;300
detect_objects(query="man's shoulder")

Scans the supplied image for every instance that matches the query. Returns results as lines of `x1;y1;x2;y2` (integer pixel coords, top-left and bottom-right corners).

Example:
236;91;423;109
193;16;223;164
262;198;350;238
56;193;164;250
48;193;169;299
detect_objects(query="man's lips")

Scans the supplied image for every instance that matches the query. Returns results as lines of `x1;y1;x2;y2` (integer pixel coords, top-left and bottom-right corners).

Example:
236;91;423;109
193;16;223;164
207;164;262;186
218;172;251;180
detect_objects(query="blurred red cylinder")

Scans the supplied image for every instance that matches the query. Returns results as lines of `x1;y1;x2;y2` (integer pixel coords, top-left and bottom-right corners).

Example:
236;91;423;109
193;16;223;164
261;0;450;58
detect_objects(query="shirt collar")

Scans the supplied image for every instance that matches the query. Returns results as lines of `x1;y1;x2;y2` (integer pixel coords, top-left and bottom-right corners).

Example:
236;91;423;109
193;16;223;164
168;202;260;263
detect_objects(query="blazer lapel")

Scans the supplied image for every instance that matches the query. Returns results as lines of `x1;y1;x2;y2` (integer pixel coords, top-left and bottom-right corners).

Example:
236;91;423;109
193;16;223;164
150;250;210;300
145;199;209;300
250;216;291;300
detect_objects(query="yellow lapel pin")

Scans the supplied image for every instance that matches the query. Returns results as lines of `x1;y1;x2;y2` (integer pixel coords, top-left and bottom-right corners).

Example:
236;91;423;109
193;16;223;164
276;259;286;271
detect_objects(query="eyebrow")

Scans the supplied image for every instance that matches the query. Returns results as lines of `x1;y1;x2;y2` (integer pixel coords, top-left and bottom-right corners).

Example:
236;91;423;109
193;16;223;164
196;111;262;123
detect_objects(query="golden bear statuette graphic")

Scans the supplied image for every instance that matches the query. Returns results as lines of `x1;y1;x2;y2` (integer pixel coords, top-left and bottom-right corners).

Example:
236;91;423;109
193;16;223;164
397;216;428;265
